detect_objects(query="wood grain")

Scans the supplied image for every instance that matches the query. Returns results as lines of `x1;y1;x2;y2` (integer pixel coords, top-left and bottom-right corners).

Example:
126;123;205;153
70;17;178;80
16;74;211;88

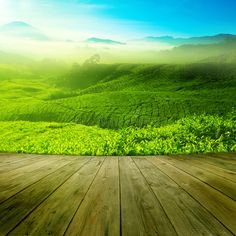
169;154;236;183
134;157;232;236
159;155;236;200
9;158;104;236
0;153;235;236
65;157;120;236
119;157;177;236
149;157;236;234
194;154;236;172
0;157;71;203
0;158;89;235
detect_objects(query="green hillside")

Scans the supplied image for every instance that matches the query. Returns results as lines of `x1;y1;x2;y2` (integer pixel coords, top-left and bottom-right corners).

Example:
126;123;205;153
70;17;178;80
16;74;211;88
0;63;235;129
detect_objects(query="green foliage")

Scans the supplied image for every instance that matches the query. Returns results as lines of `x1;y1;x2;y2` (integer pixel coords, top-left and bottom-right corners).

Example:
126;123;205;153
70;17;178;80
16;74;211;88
0;114;235;155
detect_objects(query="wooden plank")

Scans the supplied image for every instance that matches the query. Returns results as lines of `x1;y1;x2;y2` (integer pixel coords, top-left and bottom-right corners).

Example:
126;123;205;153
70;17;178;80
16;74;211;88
0;155;69;179
206;153;236;162
223;152;236;158
0;153;35;159
149;157;236;234
119;157;177;236
0;158;90;235
159;156;236;200
8;157;105;236
194;154;236;172
133;157;232;236
65;157;120;236
0;154;37;166
0;154;86;167
205;154;236;165
0;155;63;174
169;155;236;183
0;157;72;203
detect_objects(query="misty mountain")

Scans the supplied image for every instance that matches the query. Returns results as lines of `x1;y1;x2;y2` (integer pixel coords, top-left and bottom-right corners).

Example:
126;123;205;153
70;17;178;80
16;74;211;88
86;37;125;45
0;21;50;41
155;39;236;63
142;34;236;46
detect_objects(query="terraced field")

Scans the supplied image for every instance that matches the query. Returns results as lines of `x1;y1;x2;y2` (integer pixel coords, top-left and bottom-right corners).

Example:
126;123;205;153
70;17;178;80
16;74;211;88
0;63;235;129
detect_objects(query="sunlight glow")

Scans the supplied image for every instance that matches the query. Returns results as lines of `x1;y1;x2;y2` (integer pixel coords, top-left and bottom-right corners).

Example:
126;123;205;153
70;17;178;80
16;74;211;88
0;0;11;23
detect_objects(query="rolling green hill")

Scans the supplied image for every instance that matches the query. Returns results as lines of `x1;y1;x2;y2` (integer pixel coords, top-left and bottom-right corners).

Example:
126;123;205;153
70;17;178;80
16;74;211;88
0;63;235;129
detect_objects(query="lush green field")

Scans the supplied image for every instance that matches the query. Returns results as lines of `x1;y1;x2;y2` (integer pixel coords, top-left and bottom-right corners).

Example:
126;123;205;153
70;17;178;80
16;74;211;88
0;61;235;155
0;113;235;155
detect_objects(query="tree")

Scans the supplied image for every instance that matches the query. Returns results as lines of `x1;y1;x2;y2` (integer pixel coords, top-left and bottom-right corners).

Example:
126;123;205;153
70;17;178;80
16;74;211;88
83;54;101;66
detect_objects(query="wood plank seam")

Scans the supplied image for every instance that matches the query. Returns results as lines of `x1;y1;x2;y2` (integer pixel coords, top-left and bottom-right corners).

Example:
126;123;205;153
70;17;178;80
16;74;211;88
131;157;178;236
5;158;92;235
162;157;236;201
0;156;63;174
0;159;72;205
63;157;107;236
0;154;235;235
180;157;236;183
207;154;236;164
167;154;236;183
0;155;41;167
119;157;178;235
193;154;236;172
6;158;106;236
148;157;235;235
118;157;122;236
134;158;232;236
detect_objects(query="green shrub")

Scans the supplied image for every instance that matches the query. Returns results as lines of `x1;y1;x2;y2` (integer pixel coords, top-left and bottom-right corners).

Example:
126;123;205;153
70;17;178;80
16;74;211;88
0;113;235;155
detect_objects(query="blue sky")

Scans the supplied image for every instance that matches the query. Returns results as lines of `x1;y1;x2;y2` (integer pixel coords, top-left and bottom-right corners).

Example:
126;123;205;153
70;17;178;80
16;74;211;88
0;0;236;39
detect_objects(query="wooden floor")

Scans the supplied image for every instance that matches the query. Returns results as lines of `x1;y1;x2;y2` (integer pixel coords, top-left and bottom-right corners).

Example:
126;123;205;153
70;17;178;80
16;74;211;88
0;153;236;236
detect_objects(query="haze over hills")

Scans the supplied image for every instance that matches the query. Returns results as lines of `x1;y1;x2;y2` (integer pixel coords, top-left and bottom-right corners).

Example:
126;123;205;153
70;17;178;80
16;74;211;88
0;21;236;63
0;38;236;64
1;21;236;46
0;21;50;41
154;39;236;63
0;50;34;65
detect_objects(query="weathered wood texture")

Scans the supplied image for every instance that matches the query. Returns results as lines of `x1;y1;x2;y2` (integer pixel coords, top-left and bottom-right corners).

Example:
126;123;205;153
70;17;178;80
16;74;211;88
0;153;235;236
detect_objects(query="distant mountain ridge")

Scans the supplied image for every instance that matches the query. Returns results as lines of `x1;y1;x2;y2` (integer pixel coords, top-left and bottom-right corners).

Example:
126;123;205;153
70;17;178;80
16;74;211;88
1;21;236;47
143;34;236;46
86;37;125;45
0;21;236;63
0;21;50;41
154;39;236;63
